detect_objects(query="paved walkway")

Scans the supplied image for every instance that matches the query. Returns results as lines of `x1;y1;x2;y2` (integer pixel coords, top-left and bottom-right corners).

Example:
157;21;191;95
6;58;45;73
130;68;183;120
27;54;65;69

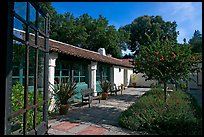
48;88;151;135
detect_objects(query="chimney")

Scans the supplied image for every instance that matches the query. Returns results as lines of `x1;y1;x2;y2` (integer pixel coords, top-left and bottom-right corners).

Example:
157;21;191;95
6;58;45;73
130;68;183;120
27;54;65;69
98;48;106;56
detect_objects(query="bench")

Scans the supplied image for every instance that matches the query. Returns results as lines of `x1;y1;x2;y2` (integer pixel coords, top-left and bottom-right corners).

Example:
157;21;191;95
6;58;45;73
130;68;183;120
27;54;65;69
81;88;101;108
109;84;121;95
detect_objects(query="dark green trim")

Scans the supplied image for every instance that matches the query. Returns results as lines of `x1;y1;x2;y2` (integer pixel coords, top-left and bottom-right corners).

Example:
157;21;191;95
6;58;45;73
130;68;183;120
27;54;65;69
55;60;88;83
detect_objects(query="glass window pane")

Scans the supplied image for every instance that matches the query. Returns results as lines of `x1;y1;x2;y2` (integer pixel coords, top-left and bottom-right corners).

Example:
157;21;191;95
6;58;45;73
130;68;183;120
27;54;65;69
80;65;85;76
12;78;19;85
29;3;36;27
38;13;45;33
12;41;26;112
55;69;60;76
54;77;60;84
29;27;36;46
14;2;27;21
62;62;69;69
28;47;35;107
13;17;26;41
62;70;69;76
13;66;19;76
38;50;44;102
80;77;85;82
38;33;45;49
73;77;79;83
73;64;79;76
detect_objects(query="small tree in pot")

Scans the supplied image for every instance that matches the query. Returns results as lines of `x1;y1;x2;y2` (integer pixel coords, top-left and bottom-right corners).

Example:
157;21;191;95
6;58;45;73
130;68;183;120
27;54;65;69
49;78;77;115
100;80;110;100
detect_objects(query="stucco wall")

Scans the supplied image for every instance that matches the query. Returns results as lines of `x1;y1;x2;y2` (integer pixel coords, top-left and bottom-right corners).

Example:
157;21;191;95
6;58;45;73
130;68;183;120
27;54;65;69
113;66;124;87
127;69;133;86
135;73;157;87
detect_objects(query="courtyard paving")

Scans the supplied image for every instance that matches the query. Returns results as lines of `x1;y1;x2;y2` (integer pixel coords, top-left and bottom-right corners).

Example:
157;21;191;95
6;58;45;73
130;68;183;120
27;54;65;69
48;88;151;135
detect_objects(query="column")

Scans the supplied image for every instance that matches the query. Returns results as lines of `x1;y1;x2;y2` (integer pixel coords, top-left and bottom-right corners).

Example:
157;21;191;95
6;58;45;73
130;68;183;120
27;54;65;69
90;61;97;96
48;52;58;111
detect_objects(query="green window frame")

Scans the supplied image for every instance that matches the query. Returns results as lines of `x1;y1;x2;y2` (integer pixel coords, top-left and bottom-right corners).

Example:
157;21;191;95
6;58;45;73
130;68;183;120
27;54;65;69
54;61;88;83
54;61;70;83
12;65;35;90
73;63;86;83
96;64;110;81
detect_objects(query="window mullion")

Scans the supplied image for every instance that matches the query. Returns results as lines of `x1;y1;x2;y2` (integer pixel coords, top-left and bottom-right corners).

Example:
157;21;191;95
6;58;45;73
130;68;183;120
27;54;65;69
33;9;38;131
23;2;29;134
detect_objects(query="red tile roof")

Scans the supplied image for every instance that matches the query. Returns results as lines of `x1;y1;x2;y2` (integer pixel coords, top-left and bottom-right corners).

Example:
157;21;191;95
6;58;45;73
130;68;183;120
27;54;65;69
14;29;134;68
49;39;134;68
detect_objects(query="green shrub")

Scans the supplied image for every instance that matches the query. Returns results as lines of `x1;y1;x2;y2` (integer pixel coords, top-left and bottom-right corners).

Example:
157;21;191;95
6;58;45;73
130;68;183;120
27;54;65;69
11;82;43;133
119;87;202;135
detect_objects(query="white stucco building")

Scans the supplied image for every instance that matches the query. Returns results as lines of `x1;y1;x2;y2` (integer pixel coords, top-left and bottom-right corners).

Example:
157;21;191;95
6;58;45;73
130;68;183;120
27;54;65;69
47;39;134;102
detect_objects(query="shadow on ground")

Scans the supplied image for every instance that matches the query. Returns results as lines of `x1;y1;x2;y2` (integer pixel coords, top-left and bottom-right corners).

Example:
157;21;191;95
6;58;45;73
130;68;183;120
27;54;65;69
55;105;123;127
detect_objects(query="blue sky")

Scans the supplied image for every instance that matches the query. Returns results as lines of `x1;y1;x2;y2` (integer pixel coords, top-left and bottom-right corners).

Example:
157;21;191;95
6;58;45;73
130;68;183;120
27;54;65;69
51;2;202;55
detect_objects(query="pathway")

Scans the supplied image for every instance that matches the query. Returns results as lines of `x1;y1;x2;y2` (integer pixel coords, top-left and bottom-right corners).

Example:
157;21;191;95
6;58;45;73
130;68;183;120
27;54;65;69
48;88;150;135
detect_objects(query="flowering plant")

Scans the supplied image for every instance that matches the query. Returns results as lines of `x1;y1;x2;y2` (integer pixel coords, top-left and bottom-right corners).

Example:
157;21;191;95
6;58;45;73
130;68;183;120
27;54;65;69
134;34;200;102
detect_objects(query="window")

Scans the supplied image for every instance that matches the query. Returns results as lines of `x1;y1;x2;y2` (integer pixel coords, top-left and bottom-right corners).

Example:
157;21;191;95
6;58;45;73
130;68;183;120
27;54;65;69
8;2;49;135
54;61;70;83
72;63;86;83
55;61;87;83
96;64;110;81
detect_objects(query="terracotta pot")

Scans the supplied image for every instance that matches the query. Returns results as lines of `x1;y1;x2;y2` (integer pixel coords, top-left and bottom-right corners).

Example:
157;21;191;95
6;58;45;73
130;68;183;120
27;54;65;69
59;104;70;115
102;92;108;100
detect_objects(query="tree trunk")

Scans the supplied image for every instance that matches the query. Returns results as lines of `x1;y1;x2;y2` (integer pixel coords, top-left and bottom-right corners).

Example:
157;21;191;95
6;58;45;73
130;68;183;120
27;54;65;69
164;83;167;102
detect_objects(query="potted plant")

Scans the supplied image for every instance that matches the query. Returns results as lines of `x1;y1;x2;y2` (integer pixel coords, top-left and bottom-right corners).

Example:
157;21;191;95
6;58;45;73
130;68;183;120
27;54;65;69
100;80;110;100
49;78;77;115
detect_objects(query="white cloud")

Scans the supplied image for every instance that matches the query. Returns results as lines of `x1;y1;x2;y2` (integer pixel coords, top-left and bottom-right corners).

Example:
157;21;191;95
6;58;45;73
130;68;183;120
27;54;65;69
157;2;202;43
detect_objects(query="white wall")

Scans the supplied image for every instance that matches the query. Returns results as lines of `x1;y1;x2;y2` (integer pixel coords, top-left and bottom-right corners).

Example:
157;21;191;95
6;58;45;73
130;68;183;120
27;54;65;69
135;73;157;87
113;66;124;87
127;69;133;86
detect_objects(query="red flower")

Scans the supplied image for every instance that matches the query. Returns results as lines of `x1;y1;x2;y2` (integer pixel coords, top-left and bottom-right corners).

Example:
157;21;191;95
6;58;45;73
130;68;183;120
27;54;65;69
176;102;180;104
155;52;159;55
160;56;164;61
173;53;177;59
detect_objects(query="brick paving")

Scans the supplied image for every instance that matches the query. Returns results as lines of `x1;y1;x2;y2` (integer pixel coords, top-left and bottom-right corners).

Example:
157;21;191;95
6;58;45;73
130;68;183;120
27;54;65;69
51;122;80;132
48;88;151;135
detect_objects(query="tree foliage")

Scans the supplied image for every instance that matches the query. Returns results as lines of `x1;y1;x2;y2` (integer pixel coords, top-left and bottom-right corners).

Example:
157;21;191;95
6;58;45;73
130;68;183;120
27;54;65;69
134;34;200;102
188;30;202;54
39;3;130;58
123;15;179;53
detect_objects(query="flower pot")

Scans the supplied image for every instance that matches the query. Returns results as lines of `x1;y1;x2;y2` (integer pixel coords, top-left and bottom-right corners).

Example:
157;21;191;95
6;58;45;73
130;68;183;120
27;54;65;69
59;104;70;115
102;92;108;100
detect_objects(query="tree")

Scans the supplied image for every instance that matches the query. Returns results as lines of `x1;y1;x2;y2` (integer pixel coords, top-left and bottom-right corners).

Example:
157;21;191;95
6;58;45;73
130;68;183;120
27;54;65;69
39;3;130;58
134;34;200;102
188;30;202;54
39;2;58;38
123;15;179;53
